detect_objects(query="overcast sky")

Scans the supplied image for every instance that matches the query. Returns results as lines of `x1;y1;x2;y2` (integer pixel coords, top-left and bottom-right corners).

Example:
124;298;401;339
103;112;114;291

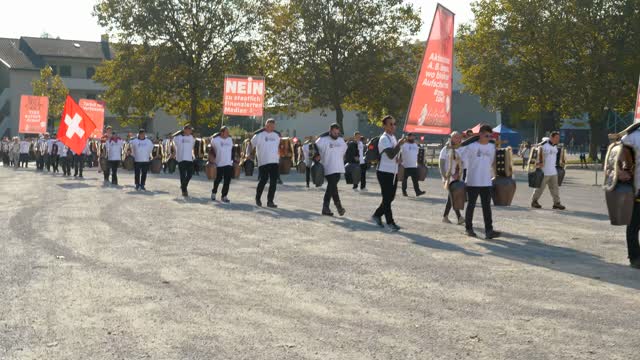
0;0;475;42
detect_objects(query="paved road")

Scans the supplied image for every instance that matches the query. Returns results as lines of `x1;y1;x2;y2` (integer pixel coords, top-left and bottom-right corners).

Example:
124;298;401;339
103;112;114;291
0;164;638;359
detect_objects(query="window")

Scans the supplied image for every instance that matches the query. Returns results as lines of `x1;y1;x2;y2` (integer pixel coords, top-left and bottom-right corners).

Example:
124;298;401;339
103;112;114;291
86;94;97;100
86;67;95;79
59;65;71;77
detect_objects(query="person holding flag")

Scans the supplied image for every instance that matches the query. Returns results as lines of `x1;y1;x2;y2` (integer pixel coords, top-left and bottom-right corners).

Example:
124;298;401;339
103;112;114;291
55;95;97;178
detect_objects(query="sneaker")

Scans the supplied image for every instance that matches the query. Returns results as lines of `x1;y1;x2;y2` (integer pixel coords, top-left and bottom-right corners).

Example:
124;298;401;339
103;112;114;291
531;201;542;209
353;188;358;192
135;185;140;191
402;192;408;197
267;202;278;208
630;258;640;269
485;230;501;240
457;217;465;225
256;198;262;207
337;207;346;216
387;223;401;232
416;190;426;197
360;188;367;192
211;193;216;201
322;208;334;216
140;186;146;191
371;215;384;228
465;229;477;238
221;196;230;203
182;191;188;198
442;216;452;224
552;204;566;210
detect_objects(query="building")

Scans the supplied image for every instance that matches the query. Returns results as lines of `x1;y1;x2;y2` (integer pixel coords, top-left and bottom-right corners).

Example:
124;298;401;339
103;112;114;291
0;36;178;138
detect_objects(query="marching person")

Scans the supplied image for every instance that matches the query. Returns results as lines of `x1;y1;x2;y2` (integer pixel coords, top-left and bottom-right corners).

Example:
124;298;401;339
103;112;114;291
105;132;125;185
36;134;49;171
1;137;10;167
73;140;91;178
356;133;367;191
520;141;531;170
130;129;154;191
371;115;406;232
174;125;195;197
210;126;234;202
10;137;20;168
401;132;426;197
19;136;31;168
439;131;464;225
57;139;72;176
49;135;59;173
620;127;640;269
252;118;281;208
301;136;313;188
316;123;348;216
531;131;566;210
456;124;501;239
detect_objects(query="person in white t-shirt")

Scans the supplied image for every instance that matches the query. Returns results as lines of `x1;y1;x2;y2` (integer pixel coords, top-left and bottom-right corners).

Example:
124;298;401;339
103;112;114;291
105;132;125;185
439;131;464;225
371;115;406;232
301;136;314;188
400;132;425;197
531;132;565;210
130;129;154;190
316;124;348;216
210;126;234;202
18;137;31;168
620;127;640;269
173;125;196;197
251;118;281;208
356;133;367;191
456;124;501;239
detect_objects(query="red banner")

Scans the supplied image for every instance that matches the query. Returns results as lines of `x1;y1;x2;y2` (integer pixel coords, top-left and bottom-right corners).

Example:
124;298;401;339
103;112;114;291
79;99;105;138
404;4;455;135
635;76;640;124
223;75;265;117
19;95;49;134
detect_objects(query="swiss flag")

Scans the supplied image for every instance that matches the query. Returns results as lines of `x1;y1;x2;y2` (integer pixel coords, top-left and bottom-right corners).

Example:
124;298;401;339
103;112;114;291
57;96;97;154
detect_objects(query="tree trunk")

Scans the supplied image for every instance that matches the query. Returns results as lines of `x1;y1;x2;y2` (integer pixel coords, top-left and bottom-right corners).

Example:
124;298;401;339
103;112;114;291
189;85;199;128
588;110;608;161
334;103;344;131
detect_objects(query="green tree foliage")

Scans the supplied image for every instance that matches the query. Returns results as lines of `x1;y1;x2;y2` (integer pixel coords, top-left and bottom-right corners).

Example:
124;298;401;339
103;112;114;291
261;0;421;128
32;65;69;127
93;0;265;130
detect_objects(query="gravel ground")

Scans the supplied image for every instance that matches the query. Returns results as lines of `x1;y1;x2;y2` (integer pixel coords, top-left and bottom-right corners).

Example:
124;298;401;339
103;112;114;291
0;163;638;360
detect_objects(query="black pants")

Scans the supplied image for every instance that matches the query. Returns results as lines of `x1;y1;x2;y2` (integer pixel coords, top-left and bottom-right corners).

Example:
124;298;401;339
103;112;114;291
179;161;194;192
19;153;29;167
51;155;59;172
256;163;279;203
373;171;398;225
626;194;640;262
105;160;120;184
402;167;422;194
444;195;462;218
60;157;72;175
74;155;85;176
37;154;45;170
305;165;311;187
213;165;233;197
134;161;150;186
522;157;529;170
324;173;342;208
465;186;493;232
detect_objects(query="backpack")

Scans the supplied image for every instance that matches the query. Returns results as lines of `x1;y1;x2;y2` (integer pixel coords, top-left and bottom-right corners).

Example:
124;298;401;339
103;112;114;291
365;136;381;163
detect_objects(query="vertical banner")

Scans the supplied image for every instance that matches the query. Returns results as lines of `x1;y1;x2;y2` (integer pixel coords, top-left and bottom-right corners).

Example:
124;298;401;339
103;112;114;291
19;95;49;134
635;76;640;124
223;75;265;117
404;4;455;135
79;99;105;138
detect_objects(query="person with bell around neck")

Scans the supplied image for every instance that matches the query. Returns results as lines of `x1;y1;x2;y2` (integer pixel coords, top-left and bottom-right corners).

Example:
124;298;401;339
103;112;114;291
251;118;281;208
456;124;501;239
174;125;196;197
315;123;348;216
400;132;426;197
531;131;566;210
371;115;406;232
210;126;234;203
130;129;154;191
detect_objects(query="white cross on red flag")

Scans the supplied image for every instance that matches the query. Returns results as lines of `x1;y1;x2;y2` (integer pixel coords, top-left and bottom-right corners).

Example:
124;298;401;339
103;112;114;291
57;95;97;154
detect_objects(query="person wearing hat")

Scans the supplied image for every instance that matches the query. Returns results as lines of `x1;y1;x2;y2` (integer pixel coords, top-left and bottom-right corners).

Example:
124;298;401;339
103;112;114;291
400;132;426;197
210;126;234;202
130;129;154;190
316;123;348;216
174;124;196;197
105;131;125;185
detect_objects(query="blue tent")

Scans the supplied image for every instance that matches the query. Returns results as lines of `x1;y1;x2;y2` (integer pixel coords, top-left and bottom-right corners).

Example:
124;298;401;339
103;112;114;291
493;124;522;154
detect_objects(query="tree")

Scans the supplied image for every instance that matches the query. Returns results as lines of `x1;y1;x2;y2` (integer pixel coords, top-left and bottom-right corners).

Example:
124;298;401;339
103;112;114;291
93;0;265;130
32;65;69;129
261;0;421;128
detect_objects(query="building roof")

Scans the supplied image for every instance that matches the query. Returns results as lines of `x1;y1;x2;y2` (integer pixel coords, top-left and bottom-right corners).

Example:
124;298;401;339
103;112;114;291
0;38;36;69
21;37;111;60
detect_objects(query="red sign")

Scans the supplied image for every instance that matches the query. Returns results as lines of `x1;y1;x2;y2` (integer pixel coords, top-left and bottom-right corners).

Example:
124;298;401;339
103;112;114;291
19;95;49;134
57;96;97;154
635;76;640;124
79;99;105;138
223;75;265;117
404;4;455;135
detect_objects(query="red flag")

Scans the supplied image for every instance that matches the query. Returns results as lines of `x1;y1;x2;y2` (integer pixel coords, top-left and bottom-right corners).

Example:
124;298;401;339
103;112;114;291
57;96;97;154
635;75;640;124
405;4;455;135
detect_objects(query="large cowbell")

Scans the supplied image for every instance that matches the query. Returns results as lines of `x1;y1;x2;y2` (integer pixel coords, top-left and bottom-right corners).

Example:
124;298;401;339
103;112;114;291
449;180;466;211
311;161;325;187
492;147;516;206
603;142;636;226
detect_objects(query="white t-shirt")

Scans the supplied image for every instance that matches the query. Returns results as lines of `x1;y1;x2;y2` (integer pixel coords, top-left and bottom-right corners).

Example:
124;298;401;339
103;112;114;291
211;136;234;167
19;141;30;154
456;142;495;187
106;138;124;161
47;139;57;154
377;132;398;174
401;143;419;168
541;143;558;176
622;130;640;191
56;141;68;158
357;141;365;165
174;135;195;162
439;146;450;175
302;143;311;166
130;138;154;162
82;141;92;155
251;130;280;166
316;136;347;175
